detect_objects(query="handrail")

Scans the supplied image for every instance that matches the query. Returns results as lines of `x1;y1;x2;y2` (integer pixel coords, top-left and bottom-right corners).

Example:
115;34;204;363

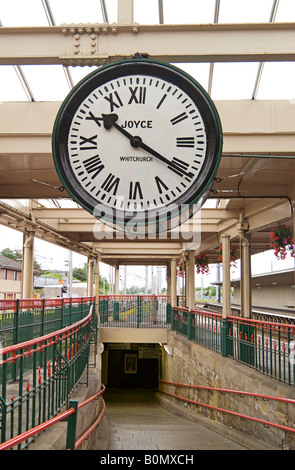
0;306;93;363
227;313;295;331
158;380;295;435
159;380;295;405
0;384;106;450
75;384;106;450
0;408;76;450
0;302;96;448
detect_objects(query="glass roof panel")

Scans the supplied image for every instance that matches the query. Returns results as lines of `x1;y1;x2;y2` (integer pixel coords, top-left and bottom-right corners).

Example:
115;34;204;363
0;66;30;101
0;0;294;102
275;0;295;21
48;0;104;25
104;0;118;23
21;65;71;101
172;63;210;93
134;0;159;24
256;62;295;100
218;0;274;23
0;0;48;26
163;0;215;24
211;62;260;99
68;66;99;86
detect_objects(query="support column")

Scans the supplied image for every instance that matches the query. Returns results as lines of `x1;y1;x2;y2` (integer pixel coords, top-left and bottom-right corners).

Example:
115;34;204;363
167;265;171;298
222;234;231;319
240;235;252;318
170;258;177;308
187;251;195;311
87;257;94;297
22;231;34;299
238;212;252;318
114;265;120;295
184;258;189;308
94;257;99;316
221;234;231;356
118;0;133;23
293;205;295;305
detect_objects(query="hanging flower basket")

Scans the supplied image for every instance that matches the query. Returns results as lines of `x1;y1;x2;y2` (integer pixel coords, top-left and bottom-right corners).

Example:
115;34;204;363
217;244;239;267
177;261;185;277
270;224;295;260
195;254;210;274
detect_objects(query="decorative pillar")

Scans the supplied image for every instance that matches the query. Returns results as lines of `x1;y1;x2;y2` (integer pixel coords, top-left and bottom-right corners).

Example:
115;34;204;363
240;235;252;318
221;234;231;356
87;257;94;297
94;257;100;316
187;250;195;311
293;203;295;305
22;231;34;299
114;265;120;295
238;212;252;318
222;234;231;319
167;264;171;297
184;258;189;308
170;258;177;308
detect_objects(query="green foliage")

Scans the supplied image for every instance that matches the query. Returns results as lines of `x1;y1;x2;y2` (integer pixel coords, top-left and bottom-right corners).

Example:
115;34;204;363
0;247;43;272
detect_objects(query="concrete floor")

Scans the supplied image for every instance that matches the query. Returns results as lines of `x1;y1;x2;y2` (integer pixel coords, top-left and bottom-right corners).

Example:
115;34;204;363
104;389;247;451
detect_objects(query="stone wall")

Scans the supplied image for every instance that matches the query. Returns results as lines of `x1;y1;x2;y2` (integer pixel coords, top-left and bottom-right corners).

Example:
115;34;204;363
159;330;295;450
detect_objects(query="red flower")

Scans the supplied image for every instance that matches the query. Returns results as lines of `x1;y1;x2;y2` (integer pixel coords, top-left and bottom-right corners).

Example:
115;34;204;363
195;253;210;274
269;225;294;260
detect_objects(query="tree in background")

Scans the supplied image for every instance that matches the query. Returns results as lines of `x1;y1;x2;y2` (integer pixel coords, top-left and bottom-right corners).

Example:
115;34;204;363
73;262;109;294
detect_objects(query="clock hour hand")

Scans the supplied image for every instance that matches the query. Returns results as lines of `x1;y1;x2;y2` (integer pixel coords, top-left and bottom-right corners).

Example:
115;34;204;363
101;114;194;179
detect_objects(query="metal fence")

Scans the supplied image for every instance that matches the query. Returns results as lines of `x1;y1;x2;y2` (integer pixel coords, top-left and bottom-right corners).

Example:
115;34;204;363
0;297;95;349
99;295;171;328
172;306;295;386
0;304;97;449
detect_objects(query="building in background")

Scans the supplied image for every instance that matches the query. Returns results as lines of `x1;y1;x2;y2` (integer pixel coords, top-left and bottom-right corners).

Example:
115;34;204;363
0;254;22;300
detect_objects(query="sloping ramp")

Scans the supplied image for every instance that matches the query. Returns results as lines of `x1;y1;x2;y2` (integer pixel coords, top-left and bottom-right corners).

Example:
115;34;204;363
104;389;246;451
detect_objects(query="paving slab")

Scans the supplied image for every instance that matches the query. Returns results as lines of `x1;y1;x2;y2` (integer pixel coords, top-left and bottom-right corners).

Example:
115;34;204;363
104;389;247;451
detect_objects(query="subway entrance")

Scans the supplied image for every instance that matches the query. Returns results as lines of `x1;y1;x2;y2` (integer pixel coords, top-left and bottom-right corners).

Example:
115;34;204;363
102;343;161;389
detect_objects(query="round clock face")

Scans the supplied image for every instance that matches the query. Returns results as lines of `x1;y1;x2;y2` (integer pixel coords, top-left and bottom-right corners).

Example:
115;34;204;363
53;59;222;230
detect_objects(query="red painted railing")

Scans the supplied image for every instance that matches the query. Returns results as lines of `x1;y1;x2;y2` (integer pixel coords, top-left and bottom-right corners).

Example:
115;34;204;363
0;384;106;450
0;302;96;449
158;380;295;437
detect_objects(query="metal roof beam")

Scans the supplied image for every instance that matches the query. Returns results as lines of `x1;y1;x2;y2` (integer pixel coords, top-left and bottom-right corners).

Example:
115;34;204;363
1;22;295;66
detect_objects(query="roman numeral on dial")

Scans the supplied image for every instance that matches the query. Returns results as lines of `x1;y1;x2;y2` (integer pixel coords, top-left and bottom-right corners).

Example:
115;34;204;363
86;112;103;127
129;181;143;199
155;176;169;194
101;173;120;195
83;155;104;179
176;137;195;148
170;112;188;125
128;86;146;104
79;135;98;150
168;157;194;179
104;91;123;112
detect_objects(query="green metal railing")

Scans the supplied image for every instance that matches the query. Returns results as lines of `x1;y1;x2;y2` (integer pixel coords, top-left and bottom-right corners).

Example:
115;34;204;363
0;297;95;349
99;295;171;328
0;303;97;449
172;306;295;386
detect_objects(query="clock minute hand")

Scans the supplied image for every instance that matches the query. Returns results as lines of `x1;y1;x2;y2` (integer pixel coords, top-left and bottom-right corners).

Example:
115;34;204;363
137;141;192;179
101;113;193;179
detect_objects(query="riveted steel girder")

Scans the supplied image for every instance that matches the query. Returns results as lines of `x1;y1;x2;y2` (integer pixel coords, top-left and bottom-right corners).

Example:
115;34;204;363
0;22;295;66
